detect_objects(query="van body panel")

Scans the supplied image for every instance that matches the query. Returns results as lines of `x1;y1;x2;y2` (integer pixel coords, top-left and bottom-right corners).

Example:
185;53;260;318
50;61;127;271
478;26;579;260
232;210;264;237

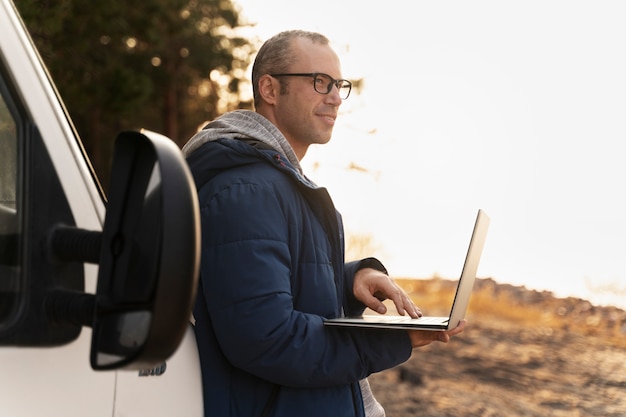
0;0;204;415
114;326;204;417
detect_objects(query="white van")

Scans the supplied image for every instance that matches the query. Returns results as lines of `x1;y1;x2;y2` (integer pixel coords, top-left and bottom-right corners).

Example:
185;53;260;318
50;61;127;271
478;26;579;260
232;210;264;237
0;0;204;415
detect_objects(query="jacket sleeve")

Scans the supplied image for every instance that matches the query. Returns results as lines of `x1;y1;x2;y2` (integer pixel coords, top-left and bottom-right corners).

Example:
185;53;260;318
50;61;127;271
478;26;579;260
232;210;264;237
197;178;412;389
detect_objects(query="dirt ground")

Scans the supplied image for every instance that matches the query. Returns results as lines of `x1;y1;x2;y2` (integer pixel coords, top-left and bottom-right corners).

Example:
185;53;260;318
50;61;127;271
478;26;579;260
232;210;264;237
367;278;626;417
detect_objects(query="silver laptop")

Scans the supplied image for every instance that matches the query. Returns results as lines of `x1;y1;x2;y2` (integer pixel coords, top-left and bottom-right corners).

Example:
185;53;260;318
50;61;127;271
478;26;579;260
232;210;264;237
324;209;490;331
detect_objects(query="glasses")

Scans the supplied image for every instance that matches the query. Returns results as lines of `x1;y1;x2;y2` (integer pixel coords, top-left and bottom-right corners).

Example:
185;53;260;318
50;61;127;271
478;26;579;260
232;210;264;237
270;72;352;100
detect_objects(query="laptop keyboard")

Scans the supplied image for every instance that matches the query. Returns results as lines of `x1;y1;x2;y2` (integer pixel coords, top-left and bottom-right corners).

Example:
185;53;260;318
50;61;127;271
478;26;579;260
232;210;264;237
415;316;449;324
369;315;449;325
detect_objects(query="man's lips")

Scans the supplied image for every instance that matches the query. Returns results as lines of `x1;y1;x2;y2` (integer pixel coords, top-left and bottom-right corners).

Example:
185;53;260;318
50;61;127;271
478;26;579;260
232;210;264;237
318;113;337;123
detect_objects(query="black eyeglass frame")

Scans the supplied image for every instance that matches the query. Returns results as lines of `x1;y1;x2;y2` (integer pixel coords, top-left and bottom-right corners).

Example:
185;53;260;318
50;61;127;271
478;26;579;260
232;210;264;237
269;72;352;99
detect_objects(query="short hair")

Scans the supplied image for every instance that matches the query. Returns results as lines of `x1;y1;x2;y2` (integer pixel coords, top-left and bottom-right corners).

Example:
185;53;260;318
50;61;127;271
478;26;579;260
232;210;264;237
251;30;330;107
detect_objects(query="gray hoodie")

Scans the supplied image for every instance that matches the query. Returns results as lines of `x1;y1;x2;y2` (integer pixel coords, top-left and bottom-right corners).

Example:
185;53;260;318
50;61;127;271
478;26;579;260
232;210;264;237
181;110;303;175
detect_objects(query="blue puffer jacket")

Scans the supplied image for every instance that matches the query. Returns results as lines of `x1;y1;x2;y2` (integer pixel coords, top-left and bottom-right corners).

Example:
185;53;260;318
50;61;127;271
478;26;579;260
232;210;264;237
186;138;412;417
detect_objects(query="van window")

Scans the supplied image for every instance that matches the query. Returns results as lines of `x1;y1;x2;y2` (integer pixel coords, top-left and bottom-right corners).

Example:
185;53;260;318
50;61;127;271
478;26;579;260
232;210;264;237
0;77;21;325
0;61;85;345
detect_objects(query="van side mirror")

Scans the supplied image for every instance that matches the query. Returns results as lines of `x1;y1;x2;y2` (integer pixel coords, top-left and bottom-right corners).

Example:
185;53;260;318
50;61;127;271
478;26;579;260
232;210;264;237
48;130;200;370
90;130;200;370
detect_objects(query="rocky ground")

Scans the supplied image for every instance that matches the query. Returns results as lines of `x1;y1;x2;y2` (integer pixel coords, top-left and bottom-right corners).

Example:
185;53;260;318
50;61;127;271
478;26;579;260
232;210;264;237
367;278;626;417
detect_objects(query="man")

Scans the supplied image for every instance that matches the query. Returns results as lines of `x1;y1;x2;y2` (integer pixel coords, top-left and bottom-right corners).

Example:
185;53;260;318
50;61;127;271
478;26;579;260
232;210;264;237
183;30;465;417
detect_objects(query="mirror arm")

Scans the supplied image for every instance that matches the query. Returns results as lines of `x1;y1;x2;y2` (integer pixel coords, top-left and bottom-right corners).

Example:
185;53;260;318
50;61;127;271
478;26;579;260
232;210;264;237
48;224;102;264
45;225;100;327
46;290;95;327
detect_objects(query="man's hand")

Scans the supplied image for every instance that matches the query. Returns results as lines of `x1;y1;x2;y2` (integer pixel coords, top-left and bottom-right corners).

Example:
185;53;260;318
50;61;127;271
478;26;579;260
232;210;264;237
353;268;421;318
408;319;467;348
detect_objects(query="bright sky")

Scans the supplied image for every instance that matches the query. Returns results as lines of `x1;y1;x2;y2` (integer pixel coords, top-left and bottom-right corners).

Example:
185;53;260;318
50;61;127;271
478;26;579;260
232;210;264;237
234;0;626;309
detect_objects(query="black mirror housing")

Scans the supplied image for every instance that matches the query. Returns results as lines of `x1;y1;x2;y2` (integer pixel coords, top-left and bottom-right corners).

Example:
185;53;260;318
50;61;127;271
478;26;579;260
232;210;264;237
90;130;199;370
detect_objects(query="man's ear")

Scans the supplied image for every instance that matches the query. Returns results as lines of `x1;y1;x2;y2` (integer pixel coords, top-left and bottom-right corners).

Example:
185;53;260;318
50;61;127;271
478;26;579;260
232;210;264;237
258;74;279;105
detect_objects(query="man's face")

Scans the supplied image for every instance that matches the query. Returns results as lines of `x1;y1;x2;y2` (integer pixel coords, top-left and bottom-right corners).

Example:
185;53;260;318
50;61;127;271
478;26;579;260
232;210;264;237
272;38;344;159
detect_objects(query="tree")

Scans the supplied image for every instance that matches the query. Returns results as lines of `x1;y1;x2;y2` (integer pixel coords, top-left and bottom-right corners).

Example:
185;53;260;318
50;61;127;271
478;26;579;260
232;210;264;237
14;0;256;192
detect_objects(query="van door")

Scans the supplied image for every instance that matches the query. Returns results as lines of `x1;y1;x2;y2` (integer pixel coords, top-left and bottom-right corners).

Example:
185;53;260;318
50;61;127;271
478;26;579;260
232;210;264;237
0;47;115;417
113;325;204;417
0;2;203;415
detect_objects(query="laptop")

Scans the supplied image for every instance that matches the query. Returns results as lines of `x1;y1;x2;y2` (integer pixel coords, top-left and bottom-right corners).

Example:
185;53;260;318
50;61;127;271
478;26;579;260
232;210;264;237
324;209;490;331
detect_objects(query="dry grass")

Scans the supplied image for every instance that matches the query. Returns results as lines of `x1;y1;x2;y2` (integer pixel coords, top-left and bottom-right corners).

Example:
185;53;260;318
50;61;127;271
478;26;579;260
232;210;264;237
393;277;626;349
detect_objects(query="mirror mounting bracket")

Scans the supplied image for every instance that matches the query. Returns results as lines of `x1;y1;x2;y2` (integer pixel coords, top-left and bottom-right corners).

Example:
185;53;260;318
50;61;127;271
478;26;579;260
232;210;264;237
45;130;200;370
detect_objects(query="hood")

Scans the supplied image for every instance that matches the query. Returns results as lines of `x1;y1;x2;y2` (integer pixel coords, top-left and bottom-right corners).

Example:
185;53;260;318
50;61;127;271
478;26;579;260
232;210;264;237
181;109;302;175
